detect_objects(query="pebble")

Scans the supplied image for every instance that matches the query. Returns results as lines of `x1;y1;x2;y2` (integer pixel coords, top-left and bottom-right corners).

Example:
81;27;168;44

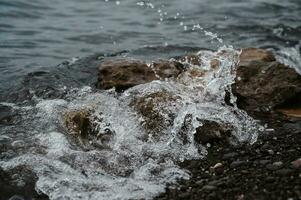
291;158;301;169
266;161;283;171
223;152;238;159
267;149;274;155
230;160;246;168
259;160;270;166
275;169;293;176
202;185;217;191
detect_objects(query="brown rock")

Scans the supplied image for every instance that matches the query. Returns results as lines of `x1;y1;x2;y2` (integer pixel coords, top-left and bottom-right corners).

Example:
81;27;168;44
239;48;276;65
97;58;185;91
97;58;157;91
277;108;301;118
64;109;93;137
195;120;232;144
64;109;114;149
152;60;184;79
233;49;301;113
130;90;181;141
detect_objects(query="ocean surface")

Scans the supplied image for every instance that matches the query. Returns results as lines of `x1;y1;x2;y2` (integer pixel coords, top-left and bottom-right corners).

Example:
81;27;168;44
1;0;300;89
0;0;300;199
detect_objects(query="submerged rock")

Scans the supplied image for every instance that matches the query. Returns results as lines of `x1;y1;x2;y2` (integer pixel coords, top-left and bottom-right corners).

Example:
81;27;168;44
64;109;114;149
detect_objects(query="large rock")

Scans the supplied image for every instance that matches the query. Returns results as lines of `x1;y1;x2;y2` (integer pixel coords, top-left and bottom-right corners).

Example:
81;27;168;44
64;109;114;149
129;90;181;141
97;58;184;91
195;120;233;144
233;48;301;114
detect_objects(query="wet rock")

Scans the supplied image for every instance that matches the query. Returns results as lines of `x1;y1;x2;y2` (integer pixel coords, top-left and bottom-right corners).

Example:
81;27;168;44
202;185;217;191
64;109;94;137
222;152;239;160
234;48;301;114
291;158;301;169
130;90;181;140
210;163;224;174
277;108;301;118
97;58;157;91
0;105;16;125
266;161;283;171
195;120;232;144
0;166;48;200
230;160;246;168
97;58;184;91
275;169;294;176
152;60;184;79
239;48;276;65
64;109;114;149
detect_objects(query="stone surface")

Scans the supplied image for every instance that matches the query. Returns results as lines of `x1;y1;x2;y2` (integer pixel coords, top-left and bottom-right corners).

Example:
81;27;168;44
291;158;301;169
64;109;114;149
195;120;233;144
152;60;184;79
129;90;181;141
233;48;301;114
97;58;157;91
64;109;93;137
239;48;276;65
97;58;184;91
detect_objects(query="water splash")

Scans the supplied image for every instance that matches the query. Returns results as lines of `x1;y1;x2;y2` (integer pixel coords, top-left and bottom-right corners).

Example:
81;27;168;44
0;46;260;200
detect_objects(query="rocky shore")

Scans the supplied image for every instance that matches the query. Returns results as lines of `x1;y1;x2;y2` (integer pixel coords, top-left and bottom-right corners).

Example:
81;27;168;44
0;47;300;200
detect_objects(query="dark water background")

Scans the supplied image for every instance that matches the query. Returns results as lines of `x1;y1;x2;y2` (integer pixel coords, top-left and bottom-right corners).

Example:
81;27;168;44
1;0;300;92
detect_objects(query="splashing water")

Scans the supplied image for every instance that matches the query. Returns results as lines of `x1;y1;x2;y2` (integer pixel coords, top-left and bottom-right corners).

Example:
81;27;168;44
276;43;301;74
0;46;261;200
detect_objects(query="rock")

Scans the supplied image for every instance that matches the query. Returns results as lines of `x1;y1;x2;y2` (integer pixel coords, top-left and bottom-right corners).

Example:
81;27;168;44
97;58;157;91
233;48;301;113
152;60;184;79
64;109;114;149
210;163;224;174
230;160;246;168
266;161;283;171
277;108;301;118
222;152;239;160
291;158;301;169
130;90;181;141
0;166;48;200
275;169;294;176
97;58;184;91
202;185;217;191
239;48;276;65
194;120;233;144
64;109;94;137
0;105;17;125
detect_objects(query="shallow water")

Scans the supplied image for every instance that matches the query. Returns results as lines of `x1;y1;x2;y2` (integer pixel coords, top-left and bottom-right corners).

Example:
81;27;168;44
0;0;301;199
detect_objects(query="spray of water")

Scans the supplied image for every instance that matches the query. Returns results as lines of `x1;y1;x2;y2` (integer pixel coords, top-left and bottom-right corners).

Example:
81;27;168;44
0;46;261;200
